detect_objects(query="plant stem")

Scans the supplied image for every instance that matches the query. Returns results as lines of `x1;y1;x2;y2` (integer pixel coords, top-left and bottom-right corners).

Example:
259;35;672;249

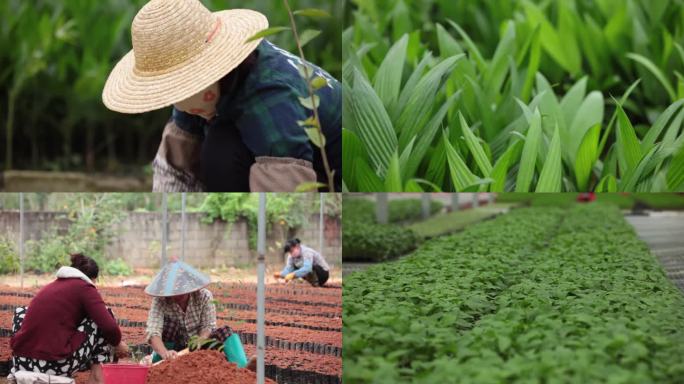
282;0;335;192
5;91;16;170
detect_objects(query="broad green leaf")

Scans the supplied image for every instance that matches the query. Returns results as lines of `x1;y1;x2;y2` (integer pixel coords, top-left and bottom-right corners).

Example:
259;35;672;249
405;92;460;180
627;53;677;101
567;91;604;164
615;104;642;175
351;69;398;177
574;124;601;191
536;124;562;192
667;147;684;191
396;55;464;149
403;179;423;192
373;34;409;109
520;26;541;103
596;175;618;192
342;129;367;191
245;27;290;43
384;152;403;192
443;131;478;191
515;109;542;192
355;158;384;192
459;112;492;177
522;0;580;74
490;141;522;192
641;99;684;152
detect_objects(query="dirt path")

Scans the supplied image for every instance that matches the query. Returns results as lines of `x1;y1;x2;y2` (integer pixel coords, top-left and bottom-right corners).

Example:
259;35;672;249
625;212;684;293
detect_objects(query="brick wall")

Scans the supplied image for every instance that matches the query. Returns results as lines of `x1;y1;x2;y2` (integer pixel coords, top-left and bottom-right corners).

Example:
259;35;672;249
0;211;341;269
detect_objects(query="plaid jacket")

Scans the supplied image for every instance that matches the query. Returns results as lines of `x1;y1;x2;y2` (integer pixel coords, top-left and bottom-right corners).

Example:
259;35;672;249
145;288;217;349
152;40;341;192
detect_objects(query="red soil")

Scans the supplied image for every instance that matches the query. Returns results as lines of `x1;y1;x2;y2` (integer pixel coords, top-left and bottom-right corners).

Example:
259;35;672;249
0;282;343;381
147;350;276;384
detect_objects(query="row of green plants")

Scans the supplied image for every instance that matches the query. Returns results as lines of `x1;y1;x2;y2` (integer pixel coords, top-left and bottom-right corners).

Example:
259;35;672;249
497;192;684;209
342;198;442;261
343;204;684;383
0;0;341;173
343;0;684;192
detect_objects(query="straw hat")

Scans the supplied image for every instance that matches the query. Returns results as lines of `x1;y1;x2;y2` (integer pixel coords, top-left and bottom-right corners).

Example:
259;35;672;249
102;0;268;114
145;260;211;297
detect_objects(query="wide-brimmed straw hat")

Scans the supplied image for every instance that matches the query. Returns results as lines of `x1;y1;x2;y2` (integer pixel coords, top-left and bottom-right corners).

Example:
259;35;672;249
145;260;211;297
102;0;268;114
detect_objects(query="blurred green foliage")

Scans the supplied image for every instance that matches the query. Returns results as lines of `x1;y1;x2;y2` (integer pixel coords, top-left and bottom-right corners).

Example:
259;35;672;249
0;0;341;173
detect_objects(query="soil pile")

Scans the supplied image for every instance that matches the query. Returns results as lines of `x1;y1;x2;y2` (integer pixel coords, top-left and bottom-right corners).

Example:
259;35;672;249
147;350;276;384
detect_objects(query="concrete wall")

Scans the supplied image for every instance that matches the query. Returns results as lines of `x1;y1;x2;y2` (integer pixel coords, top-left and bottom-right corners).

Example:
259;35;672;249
0;211;341;269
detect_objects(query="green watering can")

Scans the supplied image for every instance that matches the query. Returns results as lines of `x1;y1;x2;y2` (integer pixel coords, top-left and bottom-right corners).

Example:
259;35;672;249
151;334;248;367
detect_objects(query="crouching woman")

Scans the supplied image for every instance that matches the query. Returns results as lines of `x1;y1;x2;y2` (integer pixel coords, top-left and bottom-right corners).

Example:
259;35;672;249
9;254;128;384
274;238;331;287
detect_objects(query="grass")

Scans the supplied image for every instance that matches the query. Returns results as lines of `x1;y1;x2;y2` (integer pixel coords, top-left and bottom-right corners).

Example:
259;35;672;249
343;0;684;192
407;203;512;238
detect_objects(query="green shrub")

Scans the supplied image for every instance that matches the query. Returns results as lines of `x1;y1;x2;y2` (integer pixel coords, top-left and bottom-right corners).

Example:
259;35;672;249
0;237;19;274
103;258;132;276
342;221;419;262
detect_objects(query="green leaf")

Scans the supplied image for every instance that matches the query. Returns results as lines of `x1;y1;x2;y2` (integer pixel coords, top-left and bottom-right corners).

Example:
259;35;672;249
245;27;291;43
615;103;642;175
384;152;403;192
299;95;320;110
350;69;398;177
536;124;562;192
304;127;325;148
298;29;321;48
490;141;522;192
666;147;684;191
596;174;618;192
373;34;409;109
293;8;331;18
295;182;326;192
567;91;603;165
627;52;677;101
515;109;542;192
311;76;328;91
355;158;384;192
574;124;600;191
342;129;367;191
459;112;492;177
443;131;478;191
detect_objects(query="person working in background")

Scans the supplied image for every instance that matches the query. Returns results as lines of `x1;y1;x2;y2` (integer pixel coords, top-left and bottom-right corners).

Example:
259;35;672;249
274;238;330;287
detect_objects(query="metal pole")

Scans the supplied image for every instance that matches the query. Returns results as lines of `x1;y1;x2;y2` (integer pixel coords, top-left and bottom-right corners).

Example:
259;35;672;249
319;194;324;251
472;193;479;208
161;193;168;265
181;192;186;261
488;193;495;205
19;193;24;289
376;193;388;224
452;193;459;212
421;193;430;219
256;193;266;384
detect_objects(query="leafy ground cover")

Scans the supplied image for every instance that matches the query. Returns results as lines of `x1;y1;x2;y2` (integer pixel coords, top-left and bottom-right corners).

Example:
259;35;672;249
496;192;684;209
343;204;684;383
407;203;512;238
343;0;684;192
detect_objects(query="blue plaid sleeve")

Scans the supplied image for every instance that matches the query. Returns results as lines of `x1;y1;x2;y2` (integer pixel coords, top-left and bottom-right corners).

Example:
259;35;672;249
234;83;314;162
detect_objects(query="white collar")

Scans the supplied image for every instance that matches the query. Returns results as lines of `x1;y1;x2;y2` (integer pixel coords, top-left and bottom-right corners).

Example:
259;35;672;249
56;266;95;286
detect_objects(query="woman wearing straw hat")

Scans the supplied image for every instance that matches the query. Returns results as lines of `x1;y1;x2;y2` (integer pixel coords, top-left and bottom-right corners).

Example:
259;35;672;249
144;259;255;370
102;0;341;192
9;254;129;384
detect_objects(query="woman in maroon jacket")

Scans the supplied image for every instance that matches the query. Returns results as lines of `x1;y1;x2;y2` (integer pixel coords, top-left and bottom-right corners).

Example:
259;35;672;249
9;254;129;383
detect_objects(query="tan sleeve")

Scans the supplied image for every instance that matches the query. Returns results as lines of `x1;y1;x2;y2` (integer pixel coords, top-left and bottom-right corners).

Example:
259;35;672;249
249;156;317;192
152;120;205;192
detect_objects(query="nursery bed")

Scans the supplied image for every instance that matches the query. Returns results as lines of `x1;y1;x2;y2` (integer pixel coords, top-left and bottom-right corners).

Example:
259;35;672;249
0;282;341;383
